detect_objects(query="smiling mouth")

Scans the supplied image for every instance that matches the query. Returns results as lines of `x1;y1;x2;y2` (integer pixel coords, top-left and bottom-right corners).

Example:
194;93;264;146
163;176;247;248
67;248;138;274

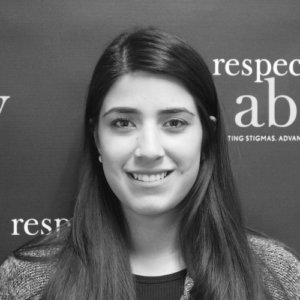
127;171;173;183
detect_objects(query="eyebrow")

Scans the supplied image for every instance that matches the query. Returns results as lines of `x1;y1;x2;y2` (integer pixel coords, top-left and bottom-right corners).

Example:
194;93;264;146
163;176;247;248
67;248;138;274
102;107;196;117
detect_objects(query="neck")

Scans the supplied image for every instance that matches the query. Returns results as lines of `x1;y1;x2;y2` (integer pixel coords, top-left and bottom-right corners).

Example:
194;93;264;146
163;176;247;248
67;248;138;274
124;208;185;276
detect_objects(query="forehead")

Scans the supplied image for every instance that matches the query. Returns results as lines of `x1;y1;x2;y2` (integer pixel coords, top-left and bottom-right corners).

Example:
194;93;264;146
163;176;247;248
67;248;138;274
100;71;198;114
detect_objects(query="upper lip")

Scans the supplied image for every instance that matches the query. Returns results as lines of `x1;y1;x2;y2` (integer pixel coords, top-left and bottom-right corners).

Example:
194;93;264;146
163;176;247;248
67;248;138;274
125;170;173;174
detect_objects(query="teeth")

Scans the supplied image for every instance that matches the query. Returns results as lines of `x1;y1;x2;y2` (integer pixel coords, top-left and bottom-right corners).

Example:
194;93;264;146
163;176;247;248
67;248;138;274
132;172;168;182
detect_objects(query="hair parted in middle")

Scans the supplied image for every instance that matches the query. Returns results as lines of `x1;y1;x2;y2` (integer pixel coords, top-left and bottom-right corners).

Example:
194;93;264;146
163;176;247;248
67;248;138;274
20;27;267;300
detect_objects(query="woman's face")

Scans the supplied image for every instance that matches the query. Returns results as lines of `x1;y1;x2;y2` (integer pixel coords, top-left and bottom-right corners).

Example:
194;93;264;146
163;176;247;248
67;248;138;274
96;71;202;218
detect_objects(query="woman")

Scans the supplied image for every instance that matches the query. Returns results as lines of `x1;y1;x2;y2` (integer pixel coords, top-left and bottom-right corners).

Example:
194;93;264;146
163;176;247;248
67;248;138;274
0;28;299;300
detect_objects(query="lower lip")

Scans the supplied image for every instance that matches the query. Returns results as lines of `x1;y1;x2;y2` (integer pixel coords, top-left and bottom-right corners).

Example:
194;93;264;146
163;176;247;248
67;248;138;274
126;172;174;187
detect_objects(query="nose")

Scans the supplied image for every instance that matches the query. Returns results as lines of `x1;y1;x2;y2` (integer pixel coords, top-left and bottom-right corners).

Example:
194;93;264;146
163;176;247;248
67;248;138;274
134;124;165;160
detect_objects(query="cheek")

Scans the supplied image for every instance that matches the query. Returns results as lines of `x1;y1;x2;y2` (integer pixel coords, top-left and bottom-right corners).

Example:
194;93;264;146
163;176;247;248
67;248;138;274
165;132;202;172
100;132;134;159
99;134;136;178
177;146;201;176
100;136;131;193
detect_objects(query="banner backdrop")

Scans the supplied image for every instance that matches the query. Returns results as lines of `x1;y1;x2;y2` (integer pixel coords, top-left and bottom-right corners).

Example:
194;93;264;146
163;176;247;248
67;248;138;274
0;1;299;263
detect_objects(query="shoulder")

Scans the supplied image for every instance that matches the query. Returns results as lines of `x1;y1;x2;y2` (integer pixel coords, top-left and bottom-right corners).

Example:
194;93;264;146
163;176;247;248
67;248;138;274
0;250;55;300
248;234;300;299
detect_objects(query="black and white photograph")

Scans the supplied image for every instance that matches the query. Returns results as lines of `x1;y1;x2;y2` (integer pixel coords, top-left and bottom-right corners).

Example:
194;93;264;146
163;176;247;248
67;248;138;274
0;1;299;299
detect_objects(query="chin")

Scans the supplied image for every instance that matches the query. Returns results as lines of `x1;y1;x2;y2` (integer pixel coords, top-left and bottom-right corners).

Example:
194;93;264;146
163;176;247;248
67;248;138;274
124;200;180;218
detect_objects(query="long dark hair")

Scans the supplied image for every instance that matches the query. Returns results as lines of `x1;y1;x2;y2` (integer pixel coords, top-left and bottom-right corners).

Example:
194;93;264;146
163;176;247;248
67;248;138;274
16;28;267;299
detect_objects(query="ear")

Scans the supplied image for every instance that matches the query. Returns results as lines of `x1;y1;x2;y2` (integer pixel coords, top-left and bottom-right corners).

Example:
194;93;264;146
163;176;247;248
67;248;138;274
93;129;101;154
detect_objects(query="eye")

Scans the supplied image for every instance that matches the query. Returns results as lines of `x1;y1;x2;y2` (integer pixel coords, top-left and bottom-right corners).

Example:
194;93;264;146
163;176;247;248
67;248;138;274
111;118;135;129
164;119;188;129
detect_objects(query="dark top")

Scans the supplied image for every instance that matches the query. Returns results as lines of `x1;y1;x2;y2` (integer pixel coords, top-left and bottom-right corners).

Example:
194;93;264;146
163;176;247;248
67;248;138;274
1;235;300;299
135;269;187;300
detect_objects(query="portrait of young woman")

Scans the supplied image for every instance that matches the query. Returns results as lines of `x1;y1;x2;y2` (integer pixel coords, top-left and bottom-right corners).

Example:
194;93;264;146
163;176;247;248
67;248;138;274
0;28;299;300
